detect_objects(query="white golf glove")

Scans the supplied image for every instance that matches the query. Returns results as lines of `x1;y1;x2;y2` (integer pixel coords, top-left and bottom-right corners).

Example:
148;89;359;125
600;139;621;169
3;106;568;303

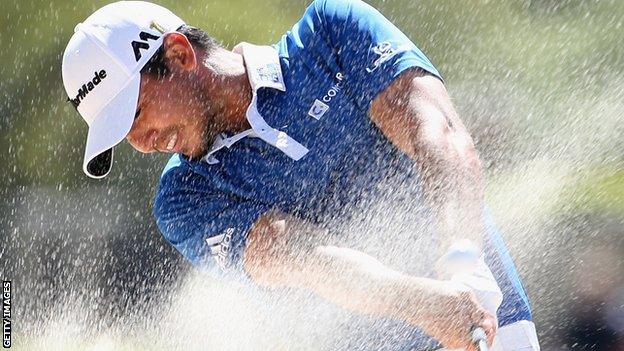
439;240;503;318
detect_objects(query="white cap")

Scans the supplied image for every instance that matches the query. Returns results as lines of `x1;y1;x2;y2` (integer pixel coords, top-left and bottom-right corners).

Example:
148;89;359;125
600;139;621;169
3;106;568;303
62;1;185;178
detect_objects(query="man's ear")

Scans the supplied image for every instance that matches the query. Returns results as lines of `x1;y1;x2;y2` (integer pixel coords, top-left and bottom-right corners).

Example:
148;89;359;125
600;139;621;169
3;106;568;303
162;32;197;73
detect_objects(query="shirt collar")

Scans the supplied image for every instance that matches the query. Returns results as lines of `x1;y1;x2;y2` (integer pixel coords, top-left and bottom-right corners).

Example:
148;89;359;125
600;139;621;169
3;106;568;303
201;43;288;165
202;129;257;165
237;42;286;93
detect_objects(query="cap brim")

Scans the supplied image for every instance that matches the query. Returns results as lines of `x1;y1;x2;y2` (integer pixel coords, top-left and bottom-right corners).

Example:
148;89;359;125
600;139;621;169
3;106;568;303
83;74;140;179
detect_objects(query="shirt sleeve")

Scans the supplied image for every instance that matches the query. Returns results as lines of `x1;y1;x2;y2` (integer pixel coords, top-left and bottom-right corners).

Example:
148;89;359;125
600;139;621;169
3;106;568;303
293;0;442;108
153;155;270;277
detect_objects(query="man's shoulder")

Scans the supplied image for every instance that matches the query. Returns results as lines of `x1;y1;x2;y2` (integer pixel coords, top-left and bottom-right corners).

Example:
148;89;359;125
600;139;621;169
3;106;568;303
304;0;362;16
161;153;183;174
157;154;231;195
304;0;379;24
154;154;213;219
159;153;190;181
158;153;209;190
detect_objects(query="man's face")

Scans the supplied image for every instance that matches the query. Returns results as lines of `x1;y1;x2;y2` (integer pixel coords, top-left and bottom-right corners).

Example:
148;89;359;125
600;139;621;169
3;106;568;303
126;70;210;158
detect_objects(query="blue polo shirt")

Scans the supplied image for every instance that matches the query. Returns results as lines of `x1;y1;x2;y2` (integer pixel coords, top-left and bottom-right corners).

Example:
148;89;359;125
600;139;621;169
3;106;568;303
154;0;532;348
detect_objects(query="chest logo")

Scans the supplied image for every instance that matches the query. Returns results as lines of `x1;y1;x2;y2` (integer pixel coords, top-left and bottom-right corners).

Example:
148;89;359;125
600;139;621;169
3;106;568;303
308;99;329;120
307;72;345;120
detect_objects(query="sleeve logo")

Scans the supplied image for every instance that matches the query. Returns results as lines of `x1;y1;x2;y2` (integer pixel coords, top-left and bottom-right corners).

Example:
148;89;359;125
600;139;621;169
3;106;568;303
366;41;410;73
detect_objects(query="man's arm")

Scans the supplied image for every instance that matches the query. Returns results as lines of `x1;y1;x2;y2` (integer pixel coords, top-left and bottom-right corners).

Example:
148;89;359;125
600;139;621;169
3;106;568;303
369;68;485;259
243;212;495;350
290;0;485;259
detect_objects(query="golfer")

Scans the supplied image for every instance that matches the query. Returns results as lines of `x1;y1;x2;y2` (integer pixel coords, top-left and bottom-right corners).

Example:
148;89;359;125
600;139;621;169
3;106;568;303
62;1;540;350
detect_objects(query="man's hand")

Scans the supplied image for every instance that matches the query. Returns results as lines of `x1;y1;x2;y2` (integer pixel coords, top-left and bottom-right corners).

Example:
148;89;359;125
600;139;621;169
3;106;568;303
414;280;497;350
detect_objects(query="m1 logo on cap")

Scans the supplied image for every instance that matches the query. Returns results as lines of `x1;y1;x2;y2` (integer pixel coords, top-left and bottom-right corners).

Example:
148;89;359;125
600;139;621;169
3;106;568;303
131;21;167;62
68;70;107;109
131;32;160;61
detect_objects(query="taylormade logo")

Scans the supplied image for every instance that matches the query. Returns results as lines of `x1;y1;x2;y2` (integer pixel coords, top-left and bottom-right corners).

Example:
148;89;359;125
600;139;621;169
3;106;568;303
69;70;107;109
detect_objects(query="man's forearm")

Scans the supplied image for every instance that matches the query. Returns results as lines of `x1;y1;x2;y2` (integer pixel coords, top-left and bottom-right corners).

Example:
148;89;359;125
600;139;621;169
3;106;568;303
290;245;433;320
410;78;485;255
244;212;495;349
412;125;485;255
243;213;429;319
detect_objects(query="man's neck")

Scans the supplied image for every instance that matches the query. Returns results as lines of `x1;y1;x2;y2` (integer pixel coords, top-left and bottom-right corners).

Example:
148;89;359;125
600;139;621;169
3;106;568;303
201;47;252;134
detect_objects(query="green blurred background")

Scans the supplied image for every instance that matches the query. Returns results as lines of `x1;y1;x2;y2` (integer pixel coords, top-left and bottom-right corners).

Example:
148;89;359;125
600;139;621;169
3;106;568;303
1;0;623;350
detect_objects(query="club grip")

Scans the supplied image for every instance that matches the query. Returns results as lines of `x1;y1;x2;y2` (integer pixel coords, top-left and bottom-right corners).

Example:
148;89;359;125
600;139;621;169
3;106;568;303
472;327;489;351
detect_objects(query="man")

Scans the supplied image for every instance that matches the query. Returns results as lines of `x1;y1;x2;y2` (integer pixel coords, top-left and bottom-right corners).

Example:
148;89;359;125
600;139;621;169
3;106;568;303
62;1;540;350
